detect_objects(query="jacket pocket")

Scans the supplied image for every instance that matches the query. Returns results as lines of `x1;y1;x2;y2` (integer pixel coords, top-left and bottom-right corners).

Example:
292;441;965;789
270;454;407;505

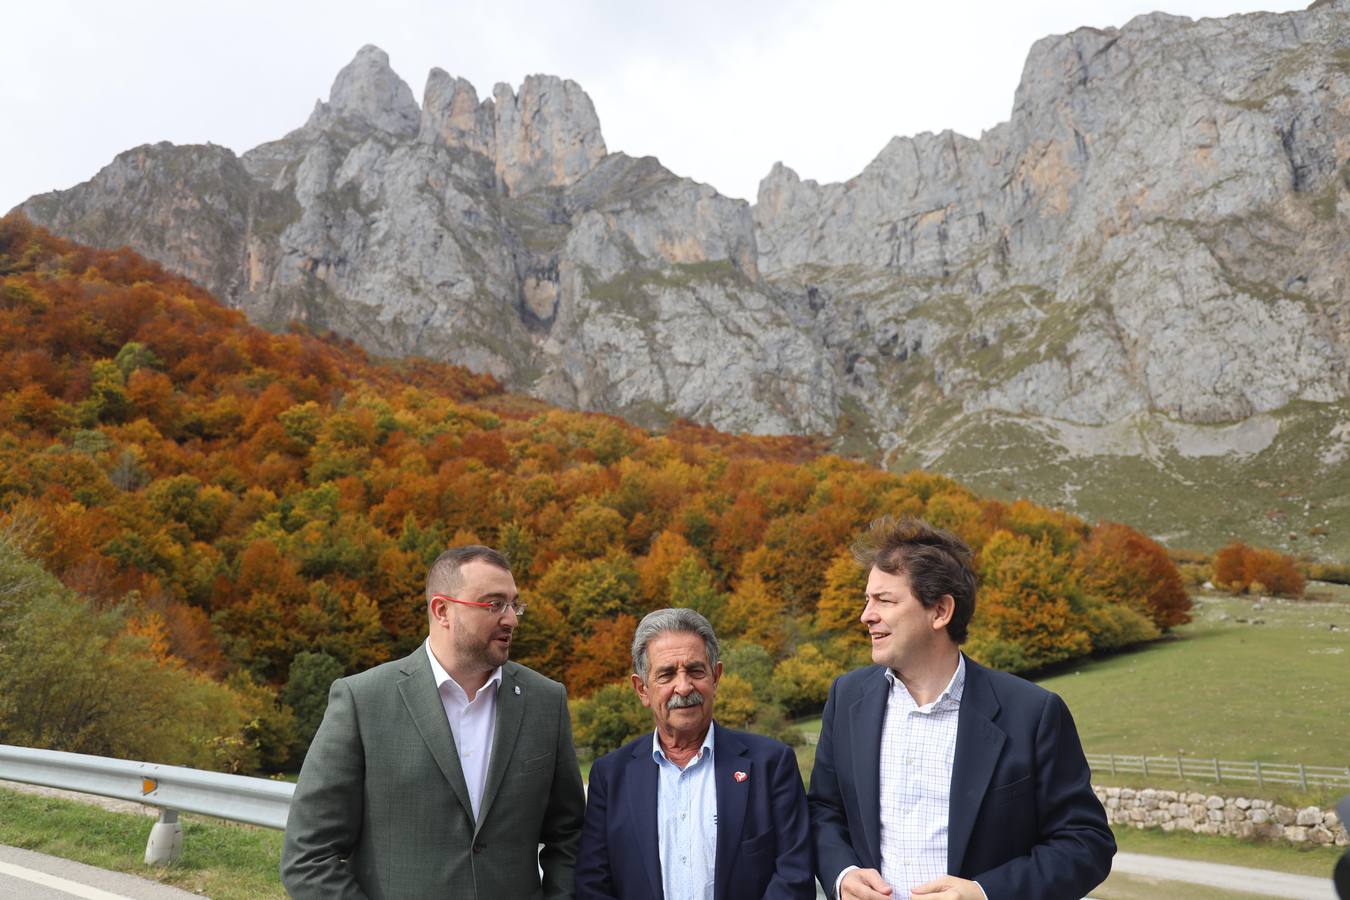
518;751;551;773
986;775;1033;808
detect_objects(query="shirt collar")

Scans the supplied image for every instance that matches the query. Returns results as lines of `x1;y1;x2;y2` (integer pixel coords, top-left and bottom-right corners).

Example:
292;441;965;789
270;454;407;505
884;652;966;711
651;721;716;767
425;639;503;701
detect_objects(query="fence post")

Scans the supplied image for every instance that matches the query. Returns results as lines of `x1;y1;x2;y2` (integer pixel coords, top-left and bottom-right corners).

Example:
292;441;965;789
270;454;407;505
1299;764;1307;791
1213;758;1221;784
1109;753;1117;776
144;808;182;864
1177;754;1184;779
1143;756;1149;777
1255;760;1262;787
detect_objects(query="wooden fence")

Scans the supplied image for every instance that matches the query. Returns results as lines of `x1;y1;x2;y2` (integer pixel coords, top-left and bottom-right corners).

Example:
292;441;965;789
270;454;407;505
1085;753;1350;790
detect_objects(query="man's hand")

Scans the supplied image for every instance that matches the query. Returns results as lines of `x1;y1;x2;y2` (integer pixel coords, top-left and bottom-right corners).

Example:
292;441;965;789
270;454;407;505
840;868;895;899
909;875;985;899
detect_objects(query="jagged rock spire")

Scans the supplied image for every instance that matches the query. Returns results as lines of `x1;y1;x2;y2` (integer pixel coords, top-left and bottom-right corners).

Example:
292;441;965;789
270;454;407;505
308;45;420;137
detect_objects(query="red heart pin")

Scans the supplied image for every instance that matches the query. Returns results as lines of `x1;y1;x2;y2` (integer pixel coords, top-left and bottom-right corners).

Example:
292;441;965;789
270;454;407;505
734;771;748;782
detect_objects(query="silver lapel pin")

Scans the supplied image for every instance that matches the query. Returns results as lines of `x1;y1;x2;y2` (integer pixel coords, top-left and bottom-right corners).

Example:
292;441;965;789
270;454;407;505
514;685;521;695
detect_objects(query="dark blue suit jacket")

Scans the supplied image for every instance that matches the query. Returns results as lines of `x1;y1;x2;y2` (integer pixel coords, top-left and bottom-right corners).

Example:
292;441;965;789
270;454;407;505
808;656;1115;900
576;723;815;900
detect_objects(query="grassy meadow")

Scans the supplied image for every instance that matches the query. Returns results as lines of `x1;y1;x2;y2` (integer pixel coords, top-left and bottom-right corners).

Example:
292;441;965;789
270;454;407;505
1039;584;1350;805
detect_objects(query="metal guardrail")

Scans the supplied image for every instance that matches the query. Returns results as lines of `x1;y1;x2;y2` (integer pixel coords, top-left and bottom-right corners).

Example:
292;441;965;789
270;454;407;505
1086;752;1350;790
0;744;294;862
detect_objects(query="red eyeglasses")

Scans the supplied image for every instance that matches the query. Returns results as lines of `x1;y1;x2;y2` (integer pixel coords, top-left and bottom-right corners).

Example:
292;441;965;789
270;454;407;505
432;594;526;617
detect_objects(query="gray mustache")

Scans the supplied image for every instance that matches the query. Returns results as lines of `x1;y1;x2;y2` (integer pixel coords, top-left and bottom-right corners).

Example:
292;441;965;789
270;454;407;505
667;691;705;710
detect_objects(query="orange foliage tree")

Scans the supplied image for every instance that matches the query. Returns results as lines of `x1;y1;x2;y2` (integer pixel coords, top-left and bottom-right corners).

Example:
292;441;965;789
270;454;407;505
1213;542;1305;596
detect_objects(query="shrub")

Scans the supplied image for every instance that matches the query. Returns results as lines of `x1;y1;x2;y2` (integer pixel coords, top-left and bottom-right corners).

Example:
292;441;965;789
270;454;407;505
1213;542;1305;596
569;682;650;757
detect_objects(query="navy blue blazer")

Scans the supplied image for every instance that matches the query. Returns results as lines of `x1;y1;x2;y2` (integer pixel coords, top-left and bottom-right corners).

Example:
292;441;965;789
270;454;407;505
808;656;1115;900
576;722;815;900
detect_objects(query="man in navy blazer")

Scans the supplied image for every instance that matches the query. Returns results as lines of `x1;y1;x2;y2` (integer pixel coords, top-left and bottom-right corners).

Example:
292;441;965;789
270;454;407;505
576;608;815;900
810;517;1114;900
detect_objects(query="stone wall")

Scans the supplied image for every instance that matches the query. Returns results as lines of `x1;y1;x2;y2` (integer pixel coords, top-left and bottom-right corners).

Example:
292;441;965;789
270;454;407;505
1095;786;1348;847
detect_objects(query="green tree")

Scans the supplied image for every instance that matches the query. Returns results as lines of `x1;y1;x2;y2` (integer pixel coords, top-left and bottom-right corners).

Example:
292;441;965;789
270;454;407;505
282;651;345;757
569;682;650;756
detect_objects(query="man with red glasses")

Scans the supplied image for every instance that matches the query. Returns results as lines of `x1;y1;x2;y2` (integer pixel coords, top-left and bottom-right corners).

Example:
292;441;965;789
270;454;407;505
283;545;586;899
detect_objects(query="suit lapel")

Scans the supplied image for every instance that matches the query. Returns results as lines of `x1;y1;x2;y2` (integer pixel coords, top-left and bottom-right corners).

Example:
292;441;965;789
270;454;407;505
947;656;1005;875
713;724;750;900
850;668;890;866
626;740;666;900
475;663;525;832
396;648;475;822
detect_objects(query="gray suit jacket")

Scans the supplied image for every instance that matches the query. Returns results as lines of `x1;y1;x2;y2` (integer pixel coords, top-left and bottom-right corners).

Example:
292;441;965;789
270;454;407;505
281;647;586;899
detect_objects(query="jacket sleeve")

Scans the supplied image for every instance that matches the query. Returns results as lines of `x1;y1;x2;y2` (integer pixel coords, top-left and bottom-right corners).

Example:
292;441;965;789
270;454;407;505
574;753;621;900
540;686;588;900
761;743;816;900
971;693;1116;900
807;677;861;900
280;678;371;900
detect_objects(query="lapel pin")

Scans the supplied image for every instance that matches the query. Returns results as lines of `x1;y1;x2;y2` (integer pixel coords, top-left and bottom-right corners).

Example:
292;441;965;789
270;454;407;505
514;685;521;695
734;771;748;782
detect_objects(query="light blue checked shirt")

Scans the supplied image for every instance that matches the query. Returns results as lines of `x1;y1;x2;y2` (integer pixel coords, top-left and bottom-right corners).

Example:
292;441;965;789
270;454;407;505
652;726;718;900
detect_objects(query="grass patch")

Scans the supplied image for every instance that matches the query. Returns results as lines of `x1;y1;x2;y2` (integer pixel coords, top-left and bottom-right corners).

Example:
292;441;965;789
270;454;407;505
0;788;285;899
1038;591;1350;807
917;398;1350;560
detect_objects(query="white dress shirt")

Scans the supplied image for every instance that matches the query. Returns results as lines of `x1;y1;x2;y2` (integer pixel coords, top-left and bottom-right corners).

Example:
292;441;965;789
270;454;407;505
426;640;501;822
653;727;718;900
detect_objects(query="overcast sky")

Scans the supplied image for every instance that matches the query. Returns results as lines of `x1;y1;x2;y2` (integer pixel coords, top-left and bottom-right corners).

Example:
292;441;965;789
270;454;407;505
2;0;1305;212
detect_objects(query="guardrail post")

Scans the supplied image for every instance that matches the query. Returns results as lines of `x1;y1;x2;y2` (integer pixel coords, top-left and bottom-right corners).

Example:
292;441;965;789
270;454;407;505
145;809;182;865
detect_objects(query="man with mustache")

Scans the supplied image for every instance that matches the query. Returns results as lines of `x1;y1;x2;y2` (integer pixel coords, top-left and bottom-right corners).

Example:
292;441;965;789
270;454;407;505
809;517;1114;900
282;545;586;899
576;608;815;899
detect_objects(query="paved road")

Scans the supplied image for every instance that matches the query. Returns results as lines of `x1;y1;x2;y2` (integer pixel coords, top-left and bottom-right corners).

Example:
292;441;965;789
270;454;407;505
1;840;1337;899
1111;850;1337;899
0;844;197;899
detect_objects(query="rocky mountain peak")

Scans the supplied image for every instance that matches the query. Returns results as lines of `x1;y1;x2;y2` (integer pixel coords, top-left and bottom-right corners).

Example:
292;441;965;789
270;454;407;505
418;67;495;158
492;75;607;195
307;44;420;137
